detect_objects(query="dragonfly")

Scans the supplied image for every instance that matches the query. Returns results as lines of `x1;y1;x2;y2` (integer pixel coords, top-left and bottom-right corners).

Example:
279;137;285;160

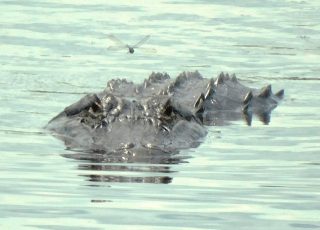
107;34;156;54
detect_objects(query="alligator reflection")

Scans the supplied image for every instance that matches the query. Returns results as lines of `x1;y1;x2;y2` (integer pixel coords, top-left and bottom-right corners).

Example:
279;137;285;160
59;109;276;185
61;148;189;184
204;110;272;126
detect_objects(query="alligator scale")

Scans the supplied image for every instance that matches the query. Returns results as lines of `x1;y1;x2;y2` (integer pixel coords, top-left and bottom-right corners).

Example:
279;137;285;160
47;71;284;154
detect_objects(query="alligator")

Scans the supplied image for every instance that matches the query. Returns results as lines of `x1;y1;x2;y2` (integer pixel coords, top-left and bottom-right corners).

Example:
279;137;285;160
46;71;284;154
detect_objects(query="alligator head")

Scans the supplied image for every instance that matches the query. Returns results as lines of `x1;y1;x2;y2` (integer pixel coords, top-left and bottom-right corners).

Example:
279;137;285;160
46;71;284;154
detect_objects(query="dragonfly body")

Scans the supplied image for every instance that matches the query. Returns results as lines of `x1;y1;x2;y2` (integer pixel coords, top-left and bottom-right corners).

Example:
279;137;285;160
128;46;135;54
108;34;154;54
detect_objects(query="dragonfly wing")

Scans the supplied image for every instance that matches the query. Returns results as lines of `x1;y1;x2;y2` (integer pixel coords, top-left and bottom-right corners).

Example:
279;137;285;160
132;35;151;48
108;34;126;46
107;45;126;51
138;47;157;54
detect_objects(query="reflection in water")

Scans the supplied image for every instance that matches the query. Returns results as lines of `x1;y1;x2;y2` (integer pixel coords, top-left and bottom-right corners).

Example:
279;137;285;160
58;108;279;185
203;110;273;126
62;148;189;184
83;174;173;184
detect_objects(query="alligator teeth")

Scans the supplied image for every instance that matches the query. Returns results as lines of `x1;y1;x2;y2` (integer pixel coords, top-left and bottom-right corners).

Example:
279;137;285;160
215;72;225;86
275;89;284;99
243;91;253;104
258;85;272;98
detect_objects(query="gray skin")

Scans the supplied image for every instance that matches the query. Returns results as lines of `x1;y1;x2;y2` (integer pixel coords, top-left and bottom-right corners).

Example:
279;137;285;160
46;71;284;154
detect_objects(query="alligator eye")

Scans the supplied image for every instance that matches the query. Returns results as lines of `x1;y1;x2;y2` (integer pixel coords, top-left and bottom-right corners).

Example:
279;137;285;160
161;125;170;133
91;102;101;112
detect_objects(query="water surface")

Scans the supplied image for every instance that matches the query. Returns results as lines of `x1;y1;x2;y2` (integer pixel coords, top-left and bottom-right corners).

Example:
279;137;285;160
0;0;320;229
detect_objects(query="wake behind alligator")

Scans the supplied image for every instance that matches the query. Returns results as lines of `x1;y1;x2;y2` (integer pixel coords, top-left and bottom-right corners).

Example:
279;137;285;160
46;71;284;154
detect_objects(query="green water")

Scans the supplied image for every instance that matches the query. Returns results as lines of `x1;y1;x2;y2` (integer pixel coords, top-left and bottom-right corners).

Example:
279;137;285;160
0;0;319;229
